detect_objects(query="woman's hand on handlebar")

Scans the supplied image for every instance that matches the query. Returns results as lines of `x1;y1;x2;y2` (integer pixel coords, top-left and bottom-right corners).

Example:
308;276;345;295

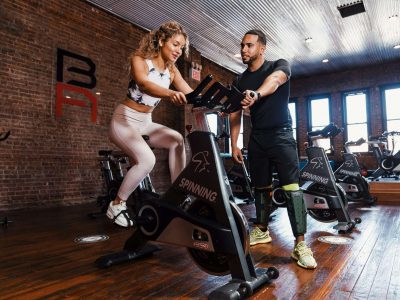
169;91;187;105
231;146;244;164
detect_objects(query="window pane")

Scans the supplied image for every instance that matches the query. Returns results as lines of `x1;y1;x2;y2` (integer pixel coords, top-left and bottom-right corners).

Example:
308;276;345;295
347;124;368;152
289;103;296;128
310;98;331;152
311;98;330;127
387;120;400;153
387;120;400;132
310;126;331;151
227;114;243;153
289;102;297;140
346;94;367;123
206;113;218;136
385;88;400;119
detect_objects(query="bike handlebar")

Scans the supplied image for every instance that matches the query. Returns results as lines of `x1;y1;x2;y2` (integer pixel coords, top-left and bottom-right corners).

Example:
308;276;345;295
185;74;244;113
345;137;366;146
307;123;343;138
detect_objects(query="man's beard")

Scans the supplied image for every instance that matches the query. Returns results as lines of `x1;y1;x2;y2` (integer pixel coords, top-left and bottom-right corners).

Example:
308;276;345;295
242;53;259;65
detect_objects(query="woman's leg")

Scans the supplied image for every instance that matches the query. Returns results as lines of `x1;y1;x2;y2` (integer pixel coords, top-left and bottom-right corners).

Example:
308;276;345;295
107;105;155;227
143;122;186;183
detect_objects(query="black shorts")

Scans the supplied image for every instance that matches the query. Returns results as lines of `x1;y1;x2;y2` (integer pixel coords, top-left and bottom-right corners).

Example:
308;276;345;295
248;128;299;187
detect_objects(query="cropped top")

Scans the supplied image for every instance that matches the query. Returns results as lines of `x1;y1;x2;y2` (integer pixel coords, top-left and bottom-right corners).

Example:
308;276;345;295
127;59;171;107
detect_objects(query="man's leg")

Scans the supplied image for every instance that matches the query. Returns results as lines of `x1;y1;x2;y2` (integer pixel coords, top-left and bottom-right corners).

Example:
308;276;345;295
250;187;273;246
273;129;317;269
247;133;273;246
283;184;317;269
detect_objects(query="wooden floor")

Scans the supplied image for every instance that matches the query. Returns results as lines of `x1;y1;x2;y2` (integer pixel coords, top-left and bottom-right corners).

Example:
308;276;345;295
1;197;400;299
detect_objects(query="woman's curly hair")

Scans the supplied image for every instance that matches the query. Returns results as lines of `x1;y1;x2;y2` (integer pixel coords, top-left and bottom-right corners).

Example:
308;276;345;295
134;21;189;60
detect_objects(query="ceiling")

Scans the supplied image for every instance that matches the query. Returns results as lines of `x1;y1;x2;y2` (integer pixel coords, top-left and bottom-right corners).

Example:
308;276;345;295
86;0;400;78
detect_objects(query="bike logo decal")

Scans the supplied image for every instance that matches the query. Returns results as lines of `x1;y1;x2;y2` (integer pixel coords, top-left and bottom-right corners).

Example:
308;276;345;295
310;157;323;169
301;171;329;185
178;178;218;202
192;151;211;173
344;160;354;167
193;241;209;250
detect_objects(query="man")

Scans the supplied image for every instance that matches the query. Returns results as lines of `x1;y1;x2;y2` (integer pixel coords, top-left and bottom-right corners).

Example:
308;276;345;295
229;29;317;269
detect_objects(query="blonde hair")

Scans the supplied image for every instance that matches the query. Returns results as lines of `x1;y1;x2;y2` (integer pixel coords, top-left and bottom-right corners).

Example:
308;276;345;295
134;21;189;60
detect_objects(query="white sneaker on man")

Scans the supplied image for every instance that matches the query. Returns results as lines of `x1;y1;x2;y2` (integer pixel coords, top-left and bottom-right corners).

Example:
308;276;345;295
106;201;134;227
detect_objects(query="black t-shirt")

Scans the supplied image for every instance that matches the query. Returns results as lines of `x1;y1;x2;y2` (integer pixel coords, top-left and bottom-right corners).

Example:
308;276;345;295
234;59;291;130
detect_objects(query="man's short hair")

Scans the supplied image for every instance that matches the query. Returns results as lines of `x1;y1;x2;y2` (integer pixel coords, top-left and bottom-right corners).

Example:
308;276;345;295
245;29;267;45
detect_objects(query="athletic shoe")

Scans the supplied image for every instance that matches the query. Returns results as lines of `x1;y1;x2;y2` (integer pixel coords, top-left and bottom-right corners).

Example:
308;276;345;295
291;241;317;269
249;227;272;246
106;201;135;227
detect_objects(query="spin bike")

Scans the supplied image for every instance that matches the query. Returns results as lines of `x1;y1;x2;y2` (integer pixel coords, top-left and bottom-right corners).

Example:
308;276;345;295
369;131;400;180
272;124;361;233
334;137;376;204
1;131;12;227
96;75;279;299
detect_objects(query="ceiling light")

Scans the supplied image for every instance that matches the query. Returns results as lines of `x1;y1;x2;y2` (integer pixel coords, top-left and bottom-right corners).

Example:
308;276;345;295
96;92;101;95
322;59;329;63
234;53;241;58
305;37;313;44
394;44;400;49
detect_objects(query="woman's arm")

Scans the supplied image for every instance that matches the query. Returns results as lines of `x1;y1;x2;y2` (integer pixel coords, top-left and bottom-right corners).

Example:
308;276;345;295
131;56;186;105
171;65;193;94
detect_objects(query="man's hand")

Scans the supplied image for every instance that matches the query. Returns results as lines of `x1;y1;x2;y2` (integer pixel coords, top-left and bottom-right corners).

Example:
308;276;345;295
231;146;244;164
241;90;260;109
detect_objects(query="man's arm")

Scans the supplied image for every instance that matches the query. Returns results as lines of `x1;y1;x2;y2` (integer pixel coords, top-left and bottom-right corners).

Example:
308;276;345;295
229;110;243;163
241;70;288;108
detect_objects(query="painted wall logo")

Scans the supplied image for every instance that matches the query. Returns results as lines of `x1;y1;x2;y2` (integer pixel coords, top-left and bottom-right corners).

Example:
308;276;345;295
310;157;324;169
192;151;211;173
55;48;97;123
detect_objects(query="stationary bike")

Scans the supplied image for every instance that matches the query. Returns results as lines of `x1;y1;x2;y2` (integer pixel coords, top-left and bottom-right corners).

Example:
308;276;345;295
1;131;12;227
334;137;376;204
272;124;361;233
96;75;279;299
369;131;400;180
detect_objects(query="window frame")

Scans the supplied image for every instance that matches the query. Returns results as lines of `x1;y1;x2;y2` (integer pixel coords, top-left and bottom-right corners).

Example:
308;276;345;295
380;82;400;132
341;88;371;153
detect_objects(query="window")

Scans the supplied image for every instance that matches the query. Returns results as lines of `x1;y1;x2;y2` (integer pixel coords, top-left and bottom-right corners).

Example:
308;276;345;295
288;100;297;140
343;91;369;152
206;112;243;153
382;85;400;153
308;96;331;151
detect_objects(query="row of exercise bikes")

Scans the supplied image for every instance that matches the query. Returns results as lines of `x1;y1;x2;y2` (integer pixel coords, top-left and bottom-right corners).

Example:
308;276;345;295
89;75;375;299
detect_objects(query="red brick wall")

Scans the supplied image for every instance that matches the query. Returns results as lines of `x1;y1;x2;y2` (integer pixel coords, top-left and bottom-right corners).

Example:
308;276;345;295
0;0;235;210
290;60;400;169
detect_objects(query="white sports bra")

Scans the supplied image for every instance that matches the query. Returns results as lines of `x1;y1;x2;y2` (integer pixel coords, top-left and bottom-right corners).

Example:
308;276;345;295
127;59;171;107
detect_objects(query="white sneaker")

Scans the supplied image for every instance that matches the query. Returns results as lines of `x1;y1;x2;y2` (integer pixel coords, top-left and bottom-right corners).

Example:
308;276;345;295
106;201;134;227
291;241;317;269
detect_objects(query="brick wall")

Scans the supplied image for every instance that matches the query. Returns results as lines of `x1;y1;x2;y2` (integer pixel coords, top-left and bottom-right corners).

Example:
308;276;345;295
1;0;398;211
0;0;235;210
290;60;400;169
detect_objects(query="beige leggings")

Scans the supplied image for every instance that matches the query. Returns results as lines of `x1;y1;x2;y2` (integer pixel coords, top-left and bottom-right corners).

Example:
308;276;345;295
109;104;186;200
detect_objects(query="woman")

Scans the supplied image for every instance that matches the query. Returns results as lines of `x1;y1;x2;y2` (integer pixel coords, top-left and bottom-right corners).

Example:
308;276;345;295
107;21;193;227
